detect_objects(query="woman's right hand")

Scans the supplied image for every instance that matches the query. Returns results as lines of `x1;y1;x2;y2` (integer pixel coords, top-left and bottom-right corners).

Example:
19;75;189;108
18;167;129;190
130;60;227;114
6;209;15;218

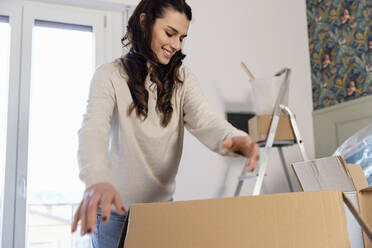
71;182;126;236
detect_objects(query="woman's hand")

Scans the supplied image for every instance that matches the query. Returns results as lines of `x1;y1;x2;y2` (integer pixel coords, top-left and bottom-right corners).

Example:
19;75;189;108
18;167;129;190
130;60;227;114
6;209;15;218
223;136;260;172
71;182;126;235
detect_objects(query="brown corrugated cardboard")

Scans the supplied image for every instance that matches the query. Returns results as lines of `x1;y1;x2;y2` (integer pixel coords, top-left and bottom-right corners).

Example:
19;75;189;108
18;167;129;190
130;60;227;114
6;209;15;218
344;160;372;246
119;190;359;248
292;156;372;248
359;187;372;248
343;191;364;247
343;193;372;248
248;114;295;142
345;164;369;191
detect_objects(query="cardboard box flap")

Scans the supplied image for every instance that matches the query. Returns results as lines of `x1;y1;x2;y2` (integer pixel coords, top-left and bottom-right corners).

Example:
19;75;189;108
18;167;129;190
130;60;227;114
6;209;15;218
292;156;355;192
343;193;372;244
358;188;372;248
360;186;372;193
345;164;369;191
119;191;350;248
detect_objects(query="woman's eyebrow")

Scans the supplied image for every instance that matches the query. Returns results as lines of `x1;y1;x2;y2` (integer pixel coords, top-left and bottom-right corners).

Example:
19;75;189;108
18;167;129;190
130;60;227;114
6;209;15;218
166;25;188;37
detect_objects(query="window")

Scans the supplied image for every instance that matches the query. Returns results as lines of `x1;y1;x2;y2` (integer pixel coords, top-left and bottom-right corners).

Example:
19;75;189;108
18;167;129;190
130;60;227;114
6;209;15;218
0;14;10;248
26;19;94;247
0;1;127;247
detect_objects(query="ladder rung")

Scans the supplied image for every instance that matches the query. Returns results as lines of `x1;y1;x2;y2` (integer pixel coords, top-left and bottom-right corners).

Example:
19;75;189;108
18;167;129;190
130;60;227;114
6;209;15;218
238;173;267;181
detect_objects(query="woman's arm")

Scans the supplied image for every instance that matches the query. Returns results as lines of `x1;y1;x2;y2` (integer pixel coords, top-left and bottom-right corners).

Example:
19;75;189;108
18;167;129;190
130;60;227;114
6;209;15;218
77;64;116;187
182;66;259;170
73;64;125;236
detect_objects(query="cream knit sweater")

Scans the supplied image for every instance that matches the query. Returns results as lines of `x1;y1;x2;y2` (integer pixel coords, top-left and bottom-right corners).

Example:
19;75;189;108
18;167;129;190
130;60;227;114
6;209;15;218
77;59;247;210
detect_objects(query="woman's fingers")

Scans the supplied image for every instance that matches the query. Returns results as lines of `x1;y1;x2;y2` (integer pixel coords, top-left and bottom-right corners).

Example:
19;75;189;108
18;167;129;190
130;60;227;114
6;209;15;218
71;201;82;232
223;136;260;171
223;136;254;155
246;143;260;171
100;192;114;224
248;143;260;167
113;192;126;215
85;193;101;234
79;192;91;235
71;182;125;236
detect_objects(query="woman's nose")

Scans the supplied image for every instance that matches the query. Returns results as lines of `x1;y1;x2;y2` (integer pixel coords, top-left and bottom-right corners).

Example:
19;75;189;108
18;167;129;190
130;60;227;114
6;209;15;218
170;38;181;51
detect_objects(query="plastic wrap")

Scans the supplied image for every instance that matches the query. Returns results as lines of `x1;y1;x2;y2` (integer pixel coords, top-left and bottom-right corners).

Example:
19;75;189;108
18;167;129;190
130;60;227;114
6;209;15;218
249;71;289;115
334;122;372;185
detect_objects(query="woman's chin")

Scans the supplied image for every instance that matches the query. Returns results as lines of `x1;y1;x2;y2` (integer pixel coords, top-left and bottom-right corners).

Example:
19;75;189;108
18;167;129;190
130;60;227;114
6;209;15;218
160;60;170;65
159;58;171;65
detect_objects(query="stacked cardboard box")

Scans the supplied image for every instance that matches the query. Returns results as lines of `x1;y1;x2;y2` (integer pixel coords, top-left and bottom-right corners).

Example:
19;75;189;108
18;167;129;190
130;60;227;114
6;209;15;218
248;114;295;143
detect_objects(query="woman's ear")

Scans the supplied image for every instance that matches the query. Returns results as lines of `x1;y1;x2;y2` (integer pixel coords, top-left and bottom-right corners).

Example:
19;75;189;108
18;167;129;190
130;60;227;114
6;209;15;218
139;13;146;31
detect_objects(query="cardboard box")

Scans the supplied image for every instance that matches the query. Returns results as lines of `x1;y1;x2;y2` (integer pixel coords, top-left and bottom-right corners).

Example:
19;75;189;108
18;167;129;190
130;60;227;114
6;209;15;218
292;156;372;248
118;189;372;248
248;114;295;143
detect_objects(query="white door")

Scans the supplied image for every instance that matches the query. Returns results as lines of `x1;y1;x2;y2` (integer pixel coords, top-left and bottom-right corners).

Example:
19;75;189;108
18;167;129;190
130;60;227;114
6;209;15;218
0;1;123;247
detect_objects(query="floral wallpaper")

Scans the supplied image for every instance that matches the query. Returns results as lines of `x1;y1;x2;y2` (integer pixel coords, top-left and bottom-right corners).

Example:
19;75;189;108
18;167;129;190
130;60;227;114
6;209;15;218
307;0;372;110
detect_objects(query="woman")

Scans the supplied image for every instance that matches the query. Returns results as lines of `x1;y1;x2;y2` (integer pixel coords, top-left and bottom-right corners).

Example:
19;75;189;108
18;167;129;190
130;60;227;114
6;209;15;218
71;0;259;247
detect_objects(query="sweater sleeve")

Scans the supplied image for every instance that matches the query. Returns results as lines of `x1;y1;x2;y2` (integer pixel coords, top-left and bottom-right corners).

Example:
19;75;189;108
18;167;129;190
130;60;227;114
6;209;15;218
77;64;116;188
182;66;248;157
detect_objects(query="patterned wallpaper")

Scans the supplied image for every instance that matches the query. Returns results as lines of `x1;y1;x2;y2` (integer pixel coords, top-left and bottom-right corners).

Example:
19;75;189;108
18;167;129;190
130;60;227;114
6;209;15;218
307;0;372;110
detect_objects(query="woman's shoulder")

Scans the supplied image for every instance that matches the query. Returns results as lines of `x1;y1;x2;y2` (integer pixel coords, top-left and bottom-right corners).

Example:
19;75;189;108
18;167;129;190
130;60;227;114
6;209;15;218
177;63;194;82
94;58;128;80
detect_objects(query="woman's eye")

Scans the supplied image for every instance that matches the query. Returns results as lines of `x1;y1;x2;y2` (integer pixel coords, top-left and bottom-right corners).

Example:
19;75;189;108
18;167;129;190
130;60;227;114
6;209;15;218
165;31;173;37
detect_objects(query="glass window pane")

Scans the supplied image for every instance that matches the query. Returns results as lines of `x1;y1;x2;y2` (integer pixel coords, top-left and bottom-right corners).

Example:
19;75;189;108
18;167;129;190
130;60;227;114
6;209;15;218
27;20;94;248
0;15;10;247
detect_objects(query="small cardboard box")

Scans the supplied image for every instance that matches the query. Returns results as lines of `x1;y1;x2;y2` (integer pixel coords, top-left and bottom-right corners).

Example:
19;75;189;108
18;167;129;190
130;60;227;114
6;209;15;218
248;114;295;142
118;189;372;248
292;156;372;248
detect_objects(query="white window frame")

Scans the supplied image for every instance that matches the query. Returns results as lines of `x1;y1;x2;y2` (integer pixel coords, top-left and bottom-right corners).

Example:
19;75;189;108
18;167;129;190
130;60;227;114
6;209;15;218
0;1;129;247
0;2;23;248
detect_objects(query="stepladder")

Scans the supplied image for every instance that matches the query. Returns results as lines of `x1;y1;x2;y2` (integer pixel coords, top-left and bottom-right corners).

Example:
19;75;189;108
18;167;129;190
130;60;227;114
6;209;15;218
234;68;309;197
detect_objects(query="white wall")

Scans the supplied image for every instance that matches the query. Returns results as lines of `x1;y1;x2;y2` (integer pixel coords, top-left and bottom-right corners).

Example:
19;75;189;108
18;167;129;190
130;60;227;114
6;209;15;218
174;0;314;200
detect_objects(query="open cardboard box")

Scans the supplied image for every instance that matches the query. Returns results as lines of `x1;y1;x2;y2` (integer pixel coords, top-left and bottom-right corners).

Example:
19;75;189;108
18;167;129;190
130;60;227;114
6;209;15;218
118;178;372;247
248;114;295;143
292;156;372;248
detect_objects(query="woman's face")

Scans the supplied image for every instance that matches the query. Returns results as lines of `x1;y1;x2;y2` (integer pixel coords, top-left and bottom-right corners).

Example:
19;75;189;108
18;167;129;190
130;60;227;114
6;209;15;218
150;8;190;65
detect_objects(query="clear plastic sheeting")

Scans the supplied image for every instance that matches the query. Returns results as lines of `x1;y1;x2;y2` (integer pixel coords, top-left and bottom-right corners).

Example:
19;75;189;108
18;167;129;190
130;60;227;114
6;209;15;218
249;71;289;115
334;122;372;185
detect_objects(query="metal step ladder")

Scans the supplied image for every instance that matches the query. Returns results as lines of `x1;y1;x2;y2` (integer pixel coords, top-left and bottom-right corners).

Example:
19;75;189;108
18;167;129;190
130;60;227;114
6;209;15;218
234;68;309;196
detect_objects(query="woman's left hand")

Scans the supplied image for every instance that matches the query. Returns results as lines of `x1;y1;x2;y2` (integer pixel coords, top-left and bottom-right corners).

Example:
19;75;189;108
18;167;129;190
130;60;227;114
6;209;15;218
222;136;260;172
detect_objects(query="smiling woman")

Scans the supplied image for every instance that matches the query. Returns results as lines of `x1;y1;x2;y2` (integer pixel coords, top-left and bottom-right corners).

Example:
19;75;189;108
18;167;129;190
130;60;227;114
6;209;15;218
72;0;260;247
121;0;192;127
147;11;189;64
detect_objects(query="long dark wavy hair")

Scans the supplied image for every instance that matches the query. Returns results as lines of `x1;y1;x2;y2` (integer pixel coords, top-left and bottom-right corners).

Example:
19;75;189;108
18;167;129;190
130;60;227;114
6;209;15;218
120;0;192;127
